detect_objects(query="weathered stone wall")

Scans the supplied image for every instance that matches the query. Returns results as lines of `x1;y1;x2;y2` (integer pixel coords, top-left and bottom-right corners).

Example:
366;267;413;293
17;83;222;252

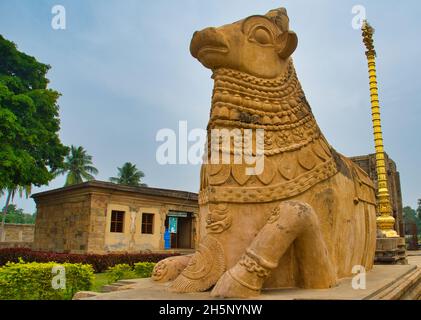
0;242;33;249
32;194;91;253
0;223;34;243
86;194;108;254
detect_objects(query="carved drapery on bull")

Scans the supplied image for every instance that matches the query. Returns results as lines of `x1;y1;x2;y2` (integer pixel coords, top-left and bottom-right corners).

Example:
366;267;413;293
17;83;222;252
152;7;377;298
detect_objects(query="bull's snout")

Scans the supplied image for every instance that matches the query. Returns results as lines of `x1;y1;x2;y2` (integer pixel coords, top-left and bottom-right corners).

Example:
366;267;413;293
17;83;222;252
190;27;229;59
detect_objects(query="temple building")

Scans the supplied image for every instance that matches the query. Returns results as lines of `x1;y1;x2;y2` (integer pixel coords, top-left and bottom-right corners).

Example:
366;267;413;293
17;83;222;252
32;181;199;254
351;153;404;236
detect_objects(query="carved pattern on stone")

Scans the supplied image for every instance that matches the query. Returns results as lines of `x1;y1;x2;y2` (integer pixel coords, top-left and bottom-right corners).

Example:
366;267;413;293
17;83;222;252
199;158;338;204
239;253;271;278
207;63;320;158
267;206;281;224
256;160;275;185
206;204;232;234
205;140;335;191
278;152;298;180
312;140;330;161
208;124;319;157
207;164;231;186
152;259;169;282
298;147;317;170
231;164;251;186
169;236;225;293
152;255;192;283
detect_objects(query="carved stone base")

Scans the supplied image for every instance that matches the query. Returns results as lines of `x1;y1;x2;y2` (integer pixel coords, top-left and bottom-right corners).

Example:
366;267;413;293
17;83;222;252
375;237;407;265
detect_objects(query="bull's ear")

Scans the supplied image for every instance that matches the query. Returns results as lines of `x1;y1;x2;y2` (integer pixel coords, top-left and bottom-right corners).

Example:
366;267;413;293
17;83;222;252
278;31;298;59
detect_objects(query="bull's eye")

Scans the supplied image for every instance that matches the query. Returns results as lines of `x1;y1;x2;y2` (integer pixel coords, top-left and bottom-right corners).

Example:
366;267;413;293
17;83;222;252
252;27;272;45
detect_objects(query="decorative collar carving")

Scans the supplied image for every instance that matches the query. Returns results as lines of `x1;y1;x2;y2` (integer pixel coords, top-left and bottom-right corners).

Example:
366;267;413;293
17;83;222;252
200;60;339;205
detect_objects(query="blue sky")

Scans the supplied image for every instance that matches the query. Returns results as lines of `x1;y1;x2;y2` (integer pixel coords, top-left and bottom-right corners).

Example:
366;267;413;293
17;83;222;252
0;0;420;213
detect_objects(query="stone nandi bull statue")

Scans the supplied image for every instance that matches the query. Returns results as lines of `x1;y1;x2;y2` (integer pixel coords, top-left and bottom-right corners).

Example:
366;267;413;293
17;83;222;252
152;7;377;298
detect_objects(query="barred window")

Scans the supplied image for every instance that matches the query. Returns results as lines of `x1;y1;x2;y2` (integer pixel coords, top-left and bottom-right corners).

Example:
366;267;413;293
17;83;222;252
141;213;154;234
110;210;124;233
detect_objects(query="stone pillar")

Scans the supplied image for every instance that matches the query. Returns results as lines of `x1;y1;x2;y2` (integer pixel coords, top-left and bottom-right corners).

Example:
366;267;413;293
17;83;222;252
159;206;168;250
128;207;139;253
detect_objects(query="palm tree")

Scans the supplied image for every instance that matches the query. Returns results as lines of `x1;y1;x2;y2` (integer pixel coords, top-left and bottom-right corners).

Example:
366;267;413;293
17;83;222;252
109;162;147;187
1;185;32;240
56;146;99;186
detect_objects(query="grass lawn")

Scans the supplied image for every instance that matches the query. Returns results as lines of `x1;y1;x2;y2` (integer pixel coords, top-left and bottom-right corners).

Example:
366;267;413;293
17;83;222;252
91;272;142;292
91;273;112;292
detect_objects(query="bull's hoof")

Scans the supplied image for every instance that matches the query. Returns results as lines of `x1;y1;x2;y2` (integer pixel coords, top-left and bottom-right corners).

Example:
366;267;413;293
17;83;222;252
168;236;226;293
211;270;260;298
151;255;192;283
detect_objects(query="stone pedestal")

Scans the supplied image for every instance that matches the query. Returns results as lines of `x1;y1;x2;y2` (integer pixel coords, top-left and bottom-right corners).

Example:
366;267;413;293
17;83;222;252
375;237;407;265
76;258;421;300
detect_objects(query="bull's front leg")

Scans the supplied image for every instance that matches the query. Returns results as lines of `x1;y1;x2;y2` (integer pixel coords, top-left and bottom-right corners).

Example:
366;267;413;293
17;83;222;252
211;201;337;298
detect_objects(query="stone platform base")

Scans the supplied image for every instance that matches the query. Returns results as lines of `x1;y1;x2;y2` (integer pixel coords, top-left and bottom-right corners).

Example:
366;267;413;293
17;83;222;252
375;237;407;265
75;256;421;300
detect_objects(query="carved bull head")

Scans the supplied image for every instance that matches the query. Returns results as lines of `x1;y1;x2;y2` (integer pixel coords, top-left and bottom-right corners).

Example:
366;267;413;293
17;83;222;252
190;8;298;79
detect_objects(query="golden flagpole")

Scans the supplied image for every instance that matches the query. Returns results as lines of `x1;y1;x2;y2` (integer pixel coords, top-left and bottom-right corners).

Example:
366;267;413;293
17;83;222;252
361;20;398;238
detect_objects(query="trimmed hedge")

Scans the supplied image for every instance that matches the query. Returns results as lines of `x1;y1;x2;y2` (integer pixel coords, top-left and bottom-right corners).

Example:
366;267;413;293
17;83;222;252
0;248;178;273
106;262;156;282
106;264;133;282
0;260;94;300
134;262;156;278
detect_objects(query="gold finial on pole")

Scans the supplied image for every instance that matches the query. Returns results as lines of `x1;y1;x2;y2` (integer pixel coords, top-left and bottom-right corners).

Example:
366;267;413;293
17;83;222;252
361;20;398;238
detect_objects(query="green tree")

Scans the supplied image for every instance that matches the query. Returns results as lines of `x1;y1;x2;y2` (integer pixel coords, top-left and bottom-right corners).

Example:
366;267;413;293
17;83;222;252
0;34;67;238
1;185;31;229
56;146;99;186
403;206;421;236
1;204;35;224
109;162;147;187
417;199;421;221
403;206;417;222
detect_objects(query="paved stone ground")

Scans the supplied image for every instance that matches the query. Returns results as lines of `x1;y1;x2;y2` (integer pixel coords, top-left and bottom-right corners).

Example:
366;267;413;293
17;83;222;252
407;250;421;256
80;257;421;300
408;255;421;267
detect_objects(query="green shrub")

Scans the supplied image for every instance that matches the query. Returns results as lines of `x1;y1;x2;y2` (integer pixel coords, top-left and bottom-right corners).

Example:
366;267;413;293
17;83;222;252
0;260;94;300
105;264;134;282
134;262;156;278
105;262;156;283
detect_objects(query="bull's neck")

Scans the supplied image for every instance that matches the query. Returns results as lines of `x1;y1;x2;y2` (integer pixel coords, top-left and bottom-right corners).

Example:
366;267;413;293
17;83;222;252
207;60;323;156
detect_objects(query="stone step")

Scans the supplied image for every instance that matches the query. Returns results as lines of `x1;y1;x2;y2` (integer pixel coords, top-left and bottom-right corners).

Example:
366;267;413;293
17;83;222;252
116;280;138;285
101;280;138;292
101;284;126;293
368;266;421;300
101;285;119;293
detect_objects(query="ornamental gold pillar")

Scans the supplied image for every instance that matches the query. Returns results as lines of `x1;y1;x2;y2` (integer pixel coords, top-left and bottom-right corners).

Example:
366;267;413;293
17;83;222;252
361;21;398;238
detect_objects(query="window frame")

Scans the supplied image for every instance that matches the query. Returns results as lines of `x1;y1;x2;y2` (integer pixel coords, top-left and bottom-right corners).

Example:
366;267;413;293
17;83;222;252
141;213;154;234
110;210;125;233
